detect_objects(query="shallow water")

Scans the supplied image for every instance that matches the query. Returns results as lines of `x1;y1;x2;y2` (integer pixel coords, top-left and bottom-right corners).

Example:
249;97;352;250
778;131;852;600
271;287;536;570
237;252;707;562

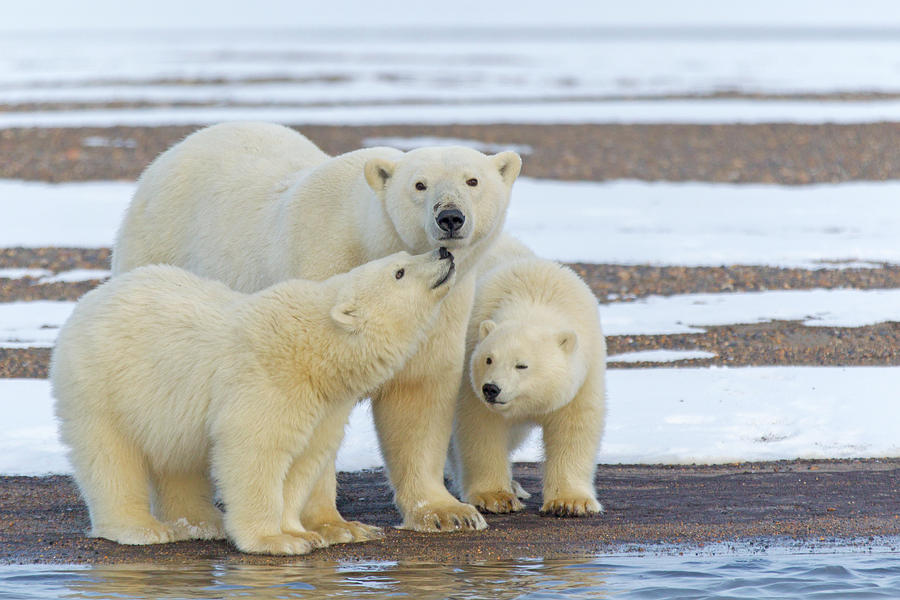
2;552;900;600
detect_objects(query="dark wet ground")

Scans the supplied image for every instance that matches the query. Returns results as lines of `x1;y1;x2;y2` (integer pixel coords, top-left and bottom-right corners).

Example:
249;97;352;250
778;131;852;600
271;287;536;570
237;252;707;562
2;460;898;565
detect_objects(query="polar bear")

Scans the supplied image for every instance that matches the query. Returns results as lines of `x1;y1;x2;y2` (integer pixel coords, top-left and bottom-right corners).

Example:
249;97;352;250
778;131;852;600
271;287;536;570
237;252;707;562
111;122;521;535
51;249;456;555
451;235;606;517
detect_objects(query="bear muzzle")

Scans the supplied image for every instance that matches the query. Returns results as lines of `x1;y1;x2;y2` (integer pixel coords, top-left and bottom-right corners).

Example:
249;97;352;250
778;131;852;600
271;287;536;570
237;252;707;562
482;382;502;404
435;208;466;239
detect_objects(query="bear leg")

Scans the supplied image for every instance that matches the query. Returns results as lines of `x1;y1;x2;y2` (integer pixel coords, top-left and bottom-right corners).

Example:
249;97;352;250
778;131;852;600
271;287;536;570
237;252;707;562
67;420;176;545
300;466;384;544
454;387;524;514
151;470;225;540
373;369;486;532
285;401;382;545
214;438;321;555
539;375;605;518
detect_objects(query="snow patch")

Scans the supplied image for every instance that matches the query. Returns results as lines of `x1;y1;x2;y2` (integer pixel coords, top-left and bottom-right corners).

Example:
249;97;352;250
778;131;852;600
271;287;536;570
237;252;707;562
3;177;900;269
362;136;533;155
0;268;52;280
0;301;74;348
608;349;717;363
38;269;110;284
5;367;900;474
601;288;900;336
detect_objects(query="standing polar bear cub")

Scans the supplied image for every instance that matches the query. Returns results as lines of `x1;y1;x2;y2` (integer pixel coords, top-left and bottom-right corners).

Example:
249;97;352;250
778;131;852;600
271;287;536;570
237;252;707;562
451;236;606;516
51;250;455;555
112;122;521;534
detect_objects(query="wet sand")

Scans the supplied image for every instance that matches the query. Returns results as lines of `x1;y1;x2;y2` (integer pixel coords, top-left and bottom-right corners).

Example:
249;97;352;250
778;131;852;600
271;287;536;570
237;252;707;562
2;459;898;565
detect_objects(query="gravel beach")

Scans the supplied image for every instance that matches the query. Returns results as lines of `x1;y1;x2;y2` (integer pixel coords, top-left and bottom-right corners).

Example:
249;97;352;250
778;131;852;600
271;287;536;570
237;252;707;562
3;460;899;565
6;122;900;184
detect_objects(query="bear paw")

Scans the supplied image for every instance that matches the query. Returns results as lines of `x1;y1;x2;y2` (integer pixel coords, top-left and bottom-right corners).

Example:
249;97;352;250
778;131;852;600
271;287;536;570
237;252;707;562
469;490;525;514
400;500;487;532
94;520;177;545
540;496;602;518
238;532;324;555
170;517;226;541
311;520;384;545
511;479;532;500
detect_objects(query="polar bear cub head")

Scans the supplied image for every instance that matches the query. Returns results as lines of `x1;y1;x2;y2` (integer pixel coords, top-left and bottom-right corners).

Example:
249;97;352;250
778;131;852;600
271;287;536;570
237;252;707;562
364;147;522;254
331;247;456;345
469;319;579;419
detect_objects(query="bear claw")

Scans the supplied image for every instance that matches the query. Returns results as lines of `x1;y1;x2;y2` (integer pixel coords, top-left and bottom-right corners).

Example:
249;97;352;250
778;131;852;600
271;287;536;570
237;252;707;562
401;501;487;532
469;490;525;514
540;496;602;518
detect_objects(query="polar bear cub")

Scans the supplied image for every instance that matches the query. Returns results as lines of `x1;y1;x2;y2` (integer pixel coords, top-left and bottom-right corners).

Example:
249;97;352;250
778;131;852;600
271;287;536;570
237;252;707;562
51;249;455;555
451;236;606;516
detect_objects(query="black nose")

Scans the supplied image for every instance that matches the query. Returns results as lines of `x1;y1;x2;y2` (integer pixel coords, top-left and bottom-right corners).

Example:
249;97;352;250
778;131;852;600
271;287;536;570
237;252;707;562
482;383;501;402
436;209;465;234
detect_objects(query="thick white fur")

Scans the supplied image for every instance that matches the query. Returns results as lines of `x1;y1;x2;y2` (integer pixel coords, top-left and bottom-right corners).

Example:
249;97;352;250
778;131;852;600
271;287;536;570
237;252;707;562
111;122;521;533
451;235;607;517
52;251;455;554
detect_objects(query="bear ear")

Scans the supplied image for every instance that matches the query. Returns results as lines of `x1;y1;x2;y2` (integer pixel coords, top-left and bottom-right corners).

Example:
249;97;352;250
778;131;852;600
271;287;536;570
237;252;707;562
331;300;361;333
364;158;396;194
491;151;522;186
557;330;578;354
478;319;497;341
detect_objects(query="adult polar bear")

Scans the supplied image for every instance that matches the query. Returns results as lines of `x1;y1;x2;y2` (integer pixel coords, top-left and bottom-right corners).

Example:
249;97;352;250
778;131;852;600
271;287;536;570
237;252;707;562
112;122;521;536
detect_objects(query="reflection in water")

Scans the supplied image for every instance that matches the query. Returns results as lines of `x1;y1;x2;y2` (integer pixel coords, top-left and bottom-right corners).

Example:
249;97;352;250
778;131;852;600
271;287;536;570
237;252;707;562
61;558;610;599
5;553;900;599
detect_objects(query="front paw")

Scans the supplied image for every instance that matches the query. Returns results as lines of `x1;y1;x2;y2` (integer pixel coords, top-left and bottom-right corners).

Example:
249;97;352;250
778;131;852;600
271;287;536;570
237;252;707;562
169;517;226;541
311;520;385;545
236;532;323;555
468;489;524;514
400;500;487;532
540;496;602;517
511;479;532;500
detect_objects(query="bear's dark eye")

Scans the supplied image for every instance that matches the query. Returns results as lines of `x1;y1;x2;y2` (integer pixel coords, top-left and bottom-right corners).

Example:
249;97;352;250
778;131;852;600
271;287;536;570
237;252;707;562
415;182;427;191
395;268;405;280
466;178;478;187
516;364;528;370
486;357;492;365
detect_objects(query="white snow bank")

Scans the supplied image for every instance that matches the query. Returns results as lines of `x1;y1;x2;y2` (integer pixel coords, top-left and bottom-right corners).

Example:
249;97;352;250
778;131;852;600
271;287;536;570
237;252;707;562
505;179;900;267
7;100;900;128
0;380;69;475
4;367;898;474
0;268;52;280
362;136;533;155
37;270;110;284
0;301;74;348
596;367;900;464
601;288;900;336
0;269;112;284
4;177;900;269
0;180;132;247
607;349;717;363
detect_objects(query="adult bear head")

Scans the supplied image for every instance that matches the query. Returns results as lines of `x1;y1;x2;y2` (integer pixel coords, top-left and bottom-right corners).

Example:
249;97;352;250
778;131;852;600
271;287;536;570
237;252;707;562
364;147;522;263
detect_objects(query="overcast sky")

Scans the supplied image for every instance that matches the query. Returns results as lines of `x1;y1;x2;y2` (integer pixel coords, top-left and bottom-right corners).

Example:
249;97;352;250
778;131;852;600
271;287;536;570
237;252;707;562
4;0;900;31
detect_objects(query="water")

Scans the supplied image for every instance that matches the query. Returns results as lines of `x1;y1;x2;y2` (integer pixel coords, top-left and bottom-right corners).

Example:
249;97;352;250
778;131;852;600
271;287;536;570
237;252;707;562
2;552;899;599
